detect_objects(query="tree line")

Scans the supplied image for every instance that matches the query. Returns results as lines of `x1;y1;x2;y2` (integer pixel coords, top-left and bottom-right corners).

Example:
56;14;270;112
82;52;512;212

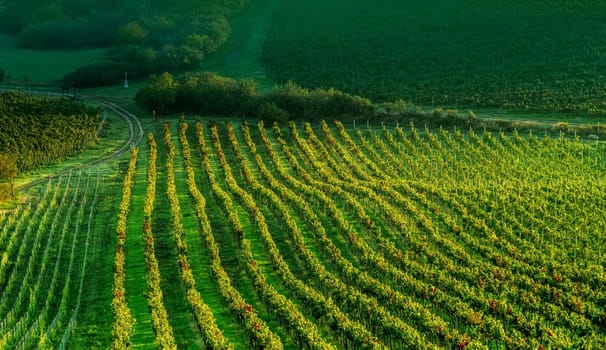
50;0;250;88
135;72;373;123
0;0;251;88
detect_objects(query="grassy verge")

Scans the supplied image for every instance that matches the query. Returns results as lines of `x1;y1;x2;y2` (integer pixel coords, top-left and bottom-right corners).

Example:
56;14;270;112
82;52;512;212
66;173;116;348
122;140;157;347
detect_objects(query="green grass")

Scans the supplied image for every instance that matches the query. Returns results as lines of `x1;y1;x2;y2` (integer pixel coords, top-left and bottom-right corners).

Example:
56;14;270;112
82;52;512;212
122;141;157;348
470;108;606;125
0;33;105;84
84;82;145;109
198;0;278;91
67;173;119;349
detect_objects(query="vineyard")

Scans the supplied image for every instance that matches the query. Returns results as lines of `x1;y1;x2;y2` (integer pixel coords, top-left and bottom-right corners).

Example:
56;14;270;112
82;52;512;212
108;118;605;348
2;0;606;347
0;170;101;349
1;117;605;349
0;91;101;173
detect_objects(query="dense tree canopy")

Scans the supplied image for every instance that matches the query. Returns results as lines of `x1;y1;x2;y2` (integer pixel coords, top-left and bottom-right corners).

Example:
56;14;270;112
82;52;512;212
56;0;248;88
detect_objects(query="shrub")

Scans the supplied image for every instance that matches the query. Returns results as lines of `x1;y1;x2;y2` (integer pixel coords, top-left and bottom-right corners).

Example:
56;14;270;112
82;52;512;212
256;101;289;125
176;72;240;114
135;72;178;115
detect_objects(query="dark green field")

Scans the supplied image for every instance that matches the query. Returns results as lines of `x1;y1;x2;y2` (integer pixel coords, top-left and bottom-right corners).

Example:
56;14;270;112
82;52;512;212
262;0;606;113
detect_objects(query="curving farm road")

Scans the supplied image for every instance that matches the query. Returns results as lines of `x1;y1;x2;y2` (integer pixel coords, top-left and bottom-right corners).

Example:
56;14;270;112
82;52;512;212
13;95;144;192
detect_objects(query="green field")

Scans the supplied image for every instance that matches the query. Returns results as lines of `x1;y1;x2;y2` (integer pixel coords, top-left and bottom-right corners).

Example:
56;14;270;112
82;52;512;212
261;0;606;113
0;33;105;83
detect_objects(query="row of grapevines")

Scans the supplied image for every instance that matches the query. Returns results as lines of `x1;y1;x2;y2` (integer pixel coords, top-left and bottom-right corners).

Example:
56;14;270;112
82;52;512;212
43;174;96;347
286;123;552;348
252;122;453;349
0;91;101;173
344;126;584;346
0;176;71;348
0;175;73;331
277;122;491;348
322;123;582;347
282;124;509;344
19;173;89;349
387;125;603;296
2;172;97;349
0;202;31;250
238;122;387;349
269;122;493;347
111;147;138;349
0;183;50;296
21;174;87;349
142;133;176;349
59;172;101;349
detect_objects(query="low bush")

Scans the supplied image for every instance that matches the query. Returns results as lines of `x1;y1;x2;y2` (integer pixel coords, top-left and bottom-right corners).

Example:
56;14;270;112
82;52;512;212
136;72;373;123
